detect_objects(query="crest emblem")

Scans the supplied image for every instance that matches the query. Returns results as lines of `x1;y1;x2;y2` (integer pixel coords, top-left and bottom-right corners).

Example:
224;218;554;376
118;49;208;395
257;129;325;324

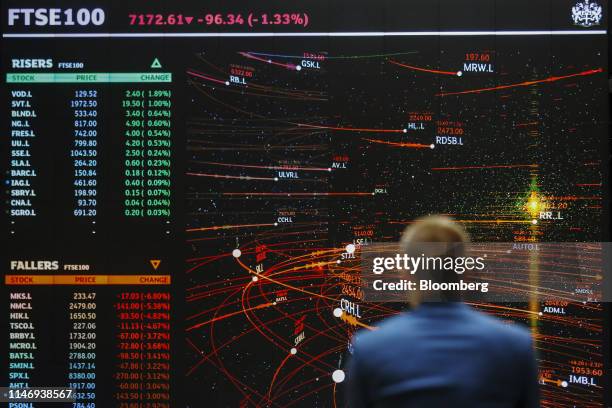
572;0;602;27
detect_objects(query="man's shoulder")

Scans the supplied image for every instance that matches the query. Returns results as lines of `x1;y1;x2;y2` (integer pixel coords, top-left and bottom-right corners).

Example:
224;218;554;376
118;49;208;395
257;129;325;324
352;313;411;351
353;306;533;353
470;307;531;335
465;307;534;350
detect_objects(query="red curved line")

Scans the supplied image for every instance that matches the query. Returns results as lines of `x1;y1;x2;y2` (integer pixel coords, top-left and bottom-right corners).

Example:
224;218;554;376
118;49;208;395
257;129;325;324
191;79;403;134
240;51;297;70
432;164;539;171
199;161;331;172
293;122;405;133
437;68;603;96
186;69;227;85
364;138;431;149
389;59;457;76
267;352;292;401
186;172;277;181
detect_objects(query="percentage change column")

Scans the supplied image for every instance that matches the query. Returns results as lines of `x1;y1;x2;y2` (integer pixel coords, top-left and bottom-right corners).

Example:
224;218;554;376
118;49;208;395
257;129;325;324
122;87;172;219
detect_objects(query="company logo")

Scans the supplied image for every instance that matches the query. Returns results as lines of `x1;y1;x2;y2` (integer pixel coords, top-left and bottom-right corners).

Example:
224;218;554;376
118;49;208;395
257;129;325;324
571;0;602;27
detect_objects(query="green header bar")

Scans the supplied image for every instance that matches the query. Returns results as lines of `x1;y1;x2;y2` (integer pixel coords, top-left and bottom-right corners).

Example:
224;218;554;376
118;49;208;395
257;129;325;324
6;72;172;83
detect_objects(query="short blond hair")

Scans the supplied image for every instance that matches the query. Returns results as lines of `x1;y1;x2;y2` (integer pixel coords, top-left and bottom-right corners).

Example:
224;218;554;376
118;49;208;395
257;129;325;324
400;216;470;304
400;215;469;248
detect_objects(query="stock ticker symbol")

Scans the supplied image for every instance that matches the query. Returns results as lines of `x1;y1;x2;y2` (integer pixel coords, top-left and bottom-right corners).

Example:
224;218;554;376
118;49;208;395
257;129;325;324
571;0;602;27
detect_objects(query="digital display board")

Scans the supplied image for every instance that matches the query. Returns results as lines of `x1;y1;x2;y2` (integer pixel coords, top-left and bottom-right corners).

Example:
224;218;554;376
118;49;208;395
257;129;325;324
1;1;610;407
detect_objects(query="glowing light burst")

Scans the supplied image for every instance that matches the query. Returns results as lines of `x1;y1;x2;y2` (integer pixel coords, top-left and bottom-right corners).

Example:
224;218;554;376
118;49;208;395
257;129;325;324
517;177;546;223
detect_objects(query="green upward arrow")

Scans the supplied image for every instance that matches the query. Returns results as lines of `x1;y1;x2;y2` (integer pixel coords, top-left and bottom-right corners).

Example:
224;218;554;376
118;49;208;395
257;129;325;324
151;58;162;68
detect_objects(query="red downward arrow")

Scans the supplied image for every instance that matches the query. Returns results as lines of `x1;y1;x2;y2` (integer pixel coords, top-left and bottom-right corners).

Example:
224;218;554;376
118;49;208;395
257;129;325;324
185;16;194;24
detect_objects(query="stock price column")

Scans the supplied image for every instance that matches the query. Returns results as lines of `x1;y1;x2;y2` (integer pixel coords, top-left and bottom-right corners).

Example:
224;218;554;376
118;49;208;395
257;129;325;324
71;89;100;219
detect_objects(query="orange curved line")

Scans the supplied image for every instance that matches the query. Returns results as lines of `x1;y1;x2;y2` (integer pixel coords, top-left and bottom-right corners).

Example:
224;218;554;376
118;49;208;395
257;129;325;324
432;164;539;170
437;68;603;96
364;138;431;149
267;353;293;401
389;59;458;76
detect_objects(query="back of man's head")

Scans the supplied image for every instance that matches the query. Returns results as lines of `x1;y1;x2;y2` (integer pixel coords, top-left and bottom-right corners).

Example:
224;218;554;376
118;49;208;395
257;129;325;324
400;215;469;248
400;215;470;303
